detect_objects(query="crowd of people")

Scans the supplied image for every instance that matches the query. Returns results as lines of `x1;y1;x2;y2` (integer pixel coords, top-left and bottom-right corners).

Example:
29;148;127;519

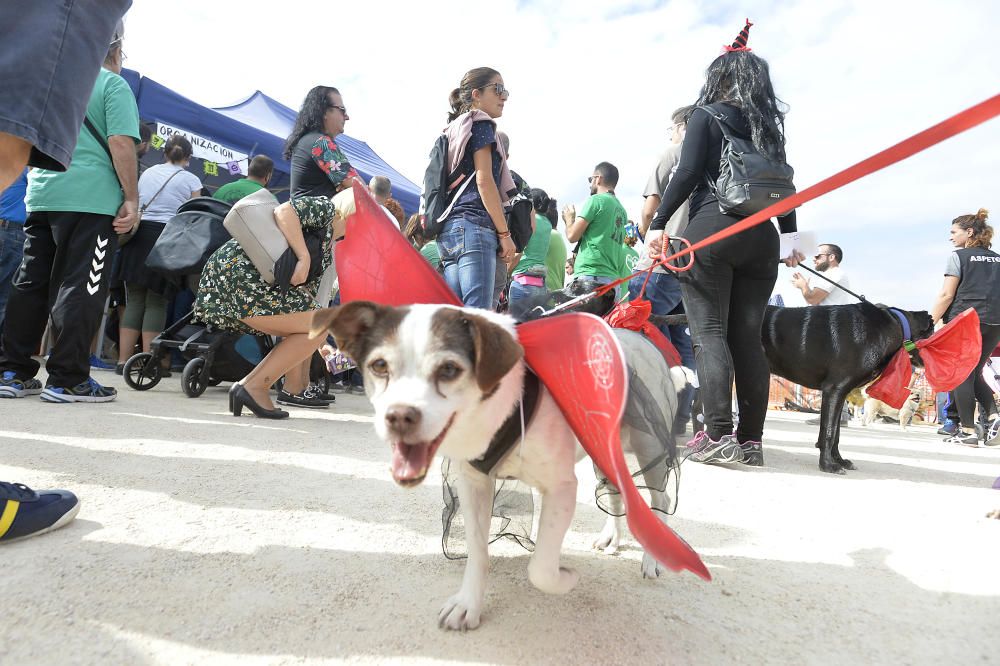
0;3;997;543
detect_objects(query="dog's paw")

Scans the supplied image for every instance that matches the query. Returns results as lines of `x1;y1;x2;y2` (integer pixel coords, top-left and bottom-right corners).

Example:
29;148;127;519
592;520;620;555
837;458;857;471
641;553;663;579
438;594;483;631
529;565;580;595
819;459;846;475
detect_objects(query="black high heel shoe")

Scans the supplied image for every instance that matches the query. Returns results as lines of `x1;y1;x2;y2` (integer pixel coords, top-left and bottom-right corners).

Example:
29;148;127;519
231;384;289;419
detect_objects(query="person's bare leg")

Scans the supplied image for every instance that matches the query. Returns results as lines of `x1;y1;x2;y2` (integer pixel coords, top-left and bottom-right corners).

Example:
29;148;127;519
0;133;32;192
141;330;158;353
239;334;321;409
118;327;140;364
239;312;323;408
283;358;311;395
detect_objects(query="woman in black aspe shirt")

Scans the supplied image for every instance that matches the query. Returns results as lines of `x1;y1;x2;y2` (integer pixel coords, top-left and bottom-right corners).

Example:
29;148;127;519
647;25;801;467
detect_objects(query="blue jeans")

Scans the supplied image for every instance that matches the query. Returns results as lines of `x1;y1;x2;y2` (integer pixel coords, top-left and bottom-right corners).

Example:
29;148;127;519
508;279;546;305
628;271;694;368
0;222;26;335
439;218;498;309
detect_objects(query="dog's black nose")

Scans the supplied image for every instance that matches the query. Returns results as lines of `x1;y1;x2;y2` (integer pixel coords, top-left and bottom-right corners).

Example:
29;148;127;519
385;405;422;435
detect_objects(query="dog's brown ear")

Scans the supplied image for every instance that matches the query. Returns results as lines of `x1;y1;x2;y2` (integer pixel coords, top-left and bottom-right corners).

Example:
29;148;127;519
464;313;524;392
310;301;388;365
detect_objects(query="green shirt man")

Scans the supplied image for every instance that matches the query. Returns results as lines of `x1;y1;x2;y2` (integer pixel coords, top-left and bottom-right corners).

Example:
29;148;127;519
26;67;139;216
213;155;274;204
570;191;628;279
213;178;264;203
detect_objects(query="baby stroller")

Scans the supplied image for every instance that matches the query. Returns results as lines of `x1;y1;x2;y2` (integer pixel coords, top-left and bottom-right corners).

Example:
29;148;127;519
122;311;271;398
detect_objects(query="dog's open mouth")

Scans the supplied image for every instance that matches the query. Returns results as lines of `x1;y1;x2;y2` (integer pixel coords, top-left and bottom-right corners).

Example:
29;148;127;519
390;414;455;487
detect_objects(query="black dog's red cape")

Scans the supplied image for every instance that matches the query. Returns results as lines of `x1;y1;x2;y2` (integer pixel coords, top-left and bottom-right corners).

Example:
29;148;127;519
337;182;711;581
868;308;981;409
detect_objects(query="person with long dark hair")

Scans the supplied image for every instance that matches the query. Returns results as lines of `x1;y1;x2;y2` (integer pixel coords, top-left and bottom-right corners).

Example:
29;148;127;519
284;86;359;200
508;188;552;308
436;67;517;309
647;20;801;467
929;208;1000;447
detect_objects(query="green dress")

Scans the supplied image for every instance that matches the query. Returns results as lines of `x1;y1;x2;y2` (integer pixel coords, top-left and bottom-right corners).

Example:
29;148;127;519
194;197;335;334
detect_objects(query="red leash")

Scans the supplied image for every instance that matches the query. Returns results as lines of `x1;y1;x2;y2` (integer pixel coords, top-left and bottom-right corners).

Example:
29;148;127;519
586;92;1000;304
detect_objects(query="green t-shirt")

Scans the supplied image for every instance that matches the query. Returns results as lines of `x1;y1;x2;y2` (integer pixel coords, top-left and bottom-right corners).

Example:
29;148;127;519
420;240;440;268
213;178;265;203
621;244;640;278
573;193;628;279
513;213;552;276
26;68;139;216
545;229;568;291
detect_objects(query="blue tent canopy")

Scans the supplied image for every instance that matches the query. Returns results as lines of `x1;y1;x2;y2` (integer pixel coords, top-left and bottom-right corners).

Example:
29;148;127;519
120;69;420;214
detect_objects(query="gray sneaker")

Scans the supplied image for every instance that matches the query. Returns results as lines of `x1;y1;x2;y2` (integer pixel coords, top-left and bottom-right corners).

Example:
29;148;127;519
690;434;744;464
739;440;764;466
0;371;43;398
986;417;1000;446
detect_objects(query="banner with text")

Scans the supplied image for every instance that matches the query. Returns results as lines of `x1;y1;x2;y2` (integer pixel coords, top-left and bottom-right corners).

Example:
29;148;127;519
155;121;249;175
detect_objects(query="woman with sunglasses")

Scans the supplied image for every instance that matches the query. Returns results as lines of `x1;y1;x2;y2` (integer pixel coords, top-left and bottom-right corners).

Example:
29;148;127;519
436;67;517;309
646;21;801;467
284;86;359;200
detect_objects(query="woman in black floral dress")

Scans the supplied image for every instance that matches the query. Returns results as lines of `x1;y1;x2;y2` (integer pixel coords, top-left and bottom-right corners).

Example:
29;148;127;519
195;196;335;418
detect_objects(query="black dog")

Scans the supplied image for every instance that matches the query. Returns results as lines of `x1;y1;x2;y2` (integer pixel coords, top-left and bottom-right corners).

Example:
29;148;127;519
656;302;934;474
761;302;933;474
510;279;618;322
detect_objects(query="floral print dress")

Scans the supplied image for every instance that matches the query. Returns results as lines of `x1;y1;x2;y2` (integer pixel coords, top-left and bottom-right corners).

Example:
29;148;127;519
194;196;335;335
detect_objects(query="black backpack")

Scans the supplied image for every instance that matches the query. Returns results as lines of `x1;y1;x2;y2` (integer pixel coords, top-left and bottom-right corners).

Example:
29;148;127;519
419;134;473;238
698;105;796;217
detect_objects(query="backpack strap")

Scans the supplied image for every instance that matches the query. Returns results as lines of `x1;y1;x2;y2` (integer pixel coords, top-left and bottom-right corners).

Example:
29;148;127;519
696;104;746;196
82;116;113;161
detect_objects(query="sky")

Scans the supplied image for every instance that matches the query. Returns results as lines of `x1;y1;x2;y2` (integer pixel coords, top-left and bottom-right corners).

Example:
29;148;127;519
123;0;999;310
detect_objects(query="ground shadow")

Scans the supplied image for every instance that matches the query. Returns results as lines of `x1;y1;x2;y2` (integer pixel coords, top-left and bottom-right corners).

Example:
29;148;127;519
1;521;992;664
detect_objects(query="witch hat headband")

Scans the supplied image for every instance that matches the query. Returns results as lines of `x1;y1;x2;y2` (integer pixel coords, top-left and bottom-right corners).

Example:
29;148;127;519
724;18;753;52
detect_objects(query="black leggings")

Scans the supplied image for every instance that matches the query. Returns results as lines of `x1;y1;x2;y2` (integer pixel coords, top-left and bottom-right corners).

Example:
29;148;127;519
680;213;778;442
954;322;1000;429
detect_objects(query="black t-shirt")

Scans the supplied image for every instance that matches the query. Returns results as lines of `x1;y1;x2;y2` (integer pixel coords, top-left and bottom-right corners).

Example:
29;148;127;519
289;132;336;200
651;102;796;233
948;247;1000;324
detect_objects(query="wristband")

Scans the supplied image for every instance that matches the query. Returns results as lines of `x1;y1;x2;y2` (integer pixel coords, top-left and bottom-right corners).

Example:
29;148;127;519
497;230;511;238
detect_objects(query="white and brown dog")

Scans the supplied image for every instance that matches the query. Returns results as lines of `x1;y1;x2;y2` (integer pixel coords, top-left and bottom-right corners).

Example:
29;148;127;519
312;301;688;630
861;388;921;430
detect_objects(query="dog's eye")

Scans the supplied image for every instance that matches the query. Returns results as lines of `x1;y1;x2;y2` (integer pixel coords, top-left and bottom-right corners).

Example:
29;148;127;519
436;361;462;382
369;358;389;377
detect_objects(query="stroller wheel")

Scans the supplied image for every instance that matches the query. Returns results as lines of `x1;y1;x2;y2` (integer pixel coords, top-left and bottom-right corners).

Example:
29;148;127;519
182;358;209;398
123;352;161;390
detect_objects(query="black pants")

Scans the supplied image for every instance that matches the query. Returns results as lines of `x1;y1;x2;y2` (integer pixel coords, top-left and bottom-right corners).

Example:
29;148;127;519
0;211;117;387
679;213;778;442
954;322;1000;429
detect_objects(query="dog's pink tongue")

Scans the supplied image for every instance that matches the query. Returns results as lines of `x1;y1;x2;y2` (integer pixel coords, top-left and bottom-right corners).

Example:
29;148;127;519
391;442;429;483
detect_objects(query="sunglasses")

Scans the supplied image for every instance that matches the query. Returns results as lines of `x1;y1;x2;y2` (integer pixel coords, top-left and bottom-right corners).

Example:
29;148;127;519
587;175;600;184
328;104;347;115
814;253;831;259
482;82;510;98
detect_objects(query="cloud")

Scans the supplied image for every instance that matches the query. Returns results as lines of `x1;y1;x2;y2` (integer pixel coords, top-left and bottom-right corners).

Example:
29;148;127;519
124;0;998;308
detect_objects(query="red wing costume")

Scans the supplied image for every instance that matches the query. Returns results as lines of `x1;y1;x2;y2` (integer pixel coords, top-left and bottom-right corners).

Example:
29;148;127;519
868;308;982;408
336;182;710;581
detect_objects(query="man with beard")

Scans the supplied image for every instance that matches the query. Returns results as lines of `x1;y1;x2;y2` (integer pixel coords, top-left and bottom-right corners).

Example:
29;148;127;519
564;162;629;288
792;243;853;305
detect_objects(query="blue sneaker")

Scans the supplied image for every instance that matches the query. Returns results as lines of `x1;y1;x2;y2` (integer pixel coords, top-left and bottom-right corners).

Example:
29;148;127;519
40;377;117;403
937;420;960;437
0;371;43;398
89;354;115;371
0;482;80;542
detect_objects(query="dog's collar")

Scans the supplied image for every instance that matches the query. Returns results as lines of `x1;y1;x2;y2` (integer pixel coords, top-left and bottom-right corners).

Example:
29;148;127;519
887;308;912;344
469;369;541;476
